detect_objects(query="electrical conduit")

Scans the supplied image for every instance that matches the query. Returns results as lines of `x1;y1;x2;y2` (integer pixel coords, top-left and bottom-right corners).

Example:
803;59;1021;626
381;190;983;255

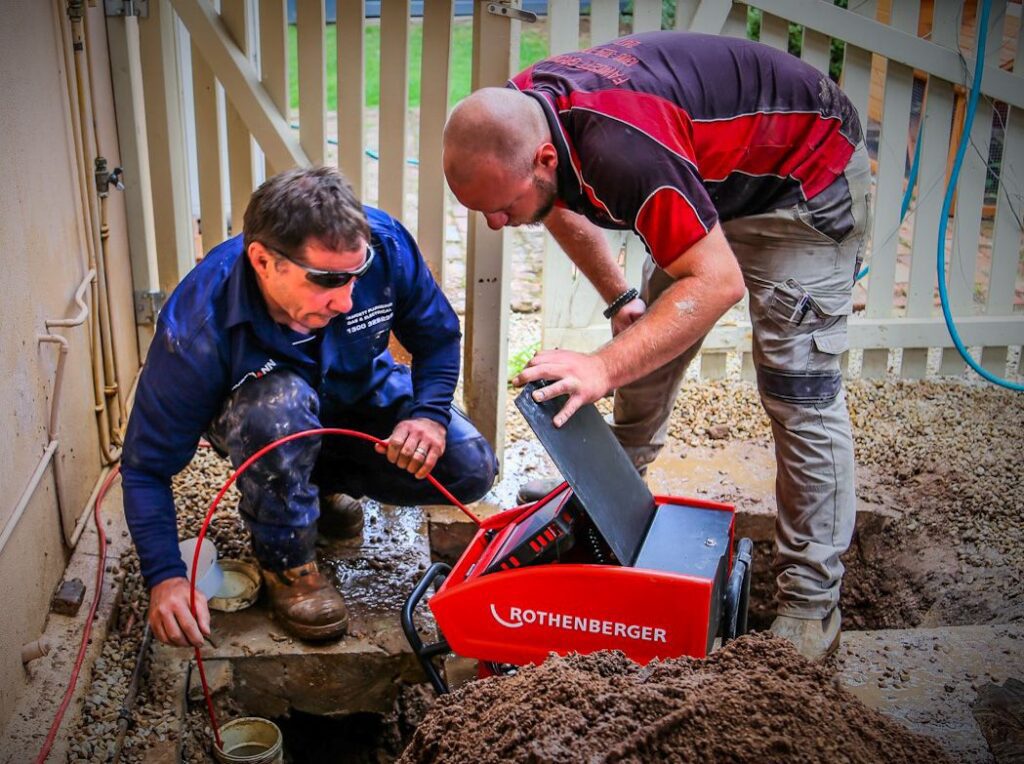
66;0;125;461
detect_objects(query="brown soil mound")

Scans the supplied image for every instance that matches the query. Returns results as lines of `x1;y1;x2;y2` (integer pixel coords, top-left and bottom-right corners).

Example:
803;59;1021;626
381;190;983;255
399;633;952;764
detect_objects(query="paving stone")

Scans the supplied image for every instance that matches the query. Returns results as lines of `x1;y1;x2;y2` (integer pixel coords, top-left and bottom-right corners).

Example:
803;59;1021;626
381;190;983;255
187;659;233;702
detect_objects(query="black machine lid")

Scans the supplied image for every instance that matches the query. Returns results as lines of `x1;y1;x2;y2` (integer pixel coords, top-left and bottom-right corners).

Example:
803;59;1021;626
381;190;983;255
514;381;657;566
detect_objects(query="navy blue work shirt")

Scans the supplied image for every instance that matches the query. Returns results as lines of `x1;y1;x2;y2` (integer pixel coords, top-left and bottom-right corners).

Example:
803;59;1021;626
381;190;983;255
121;206;461;588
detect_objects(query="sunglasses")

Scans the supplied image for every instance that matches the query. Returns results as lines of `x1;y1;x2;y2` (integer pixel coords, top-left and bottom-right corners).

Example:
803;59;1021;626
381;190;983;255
269;243;375;288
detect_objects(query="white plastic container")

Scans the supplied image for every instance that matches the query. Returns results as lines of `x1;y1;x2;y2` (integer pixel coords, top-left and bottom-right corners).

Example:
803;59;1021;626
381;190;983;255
178;537;224;598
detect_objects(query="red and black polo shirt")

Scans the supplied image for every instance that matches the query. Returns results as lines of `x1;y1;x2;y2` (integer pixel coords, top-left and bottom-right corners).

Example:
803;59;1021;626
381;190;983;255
509;31;864;269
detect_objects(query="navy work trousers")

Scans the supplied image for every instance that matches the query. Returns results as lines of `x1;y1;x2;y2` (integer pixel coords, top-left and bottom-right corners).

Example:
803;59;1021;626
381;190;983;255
206;367;497;571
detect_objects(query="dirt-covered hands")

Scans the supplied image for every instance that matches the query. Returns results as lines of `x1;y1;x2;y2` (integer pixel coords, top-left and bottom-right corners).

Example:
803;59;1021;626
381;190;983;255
512;349;611;427
376;417;447;479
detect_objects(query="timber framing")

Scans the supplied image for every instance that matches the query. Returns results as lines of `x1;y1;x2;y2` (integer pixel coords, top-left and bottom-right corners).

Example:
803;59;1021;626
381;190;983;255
168;0;308;172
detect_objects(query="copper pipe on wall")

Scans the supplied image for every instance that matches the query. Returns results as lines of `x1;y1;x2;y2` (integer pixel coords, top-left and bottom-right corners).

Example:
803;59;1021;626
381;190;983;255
63;0;123;464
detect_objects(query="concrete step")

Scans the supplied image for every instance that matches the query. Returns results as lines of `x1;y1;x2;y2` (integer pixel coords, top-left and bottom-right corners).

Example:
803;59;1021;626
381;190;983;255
837;623;1024;763
196;501;434;720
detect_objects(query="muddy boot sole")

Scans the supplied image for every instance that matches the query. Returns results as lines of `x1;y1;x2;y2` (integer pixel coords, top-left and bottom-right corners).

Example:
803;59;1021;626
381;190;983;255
275;611;349;642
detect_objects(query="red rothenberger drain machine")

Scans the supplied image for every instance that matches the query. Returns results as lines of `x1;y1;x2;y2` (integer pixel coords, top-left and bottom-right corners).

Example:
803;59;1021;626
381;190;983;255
402;381;753;694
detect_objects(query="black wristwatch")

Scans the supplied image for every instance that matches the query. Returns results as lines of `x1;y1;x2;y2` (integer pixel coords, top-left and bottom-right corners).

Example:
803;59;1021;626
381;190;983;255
603;288;640;319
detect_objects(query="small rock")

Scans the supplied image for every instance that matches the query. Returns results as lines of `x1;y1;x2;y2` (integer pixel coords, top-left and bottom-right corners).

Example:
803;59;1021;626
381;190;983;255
511;300;540;314
51;578;86;616
708;424;731;440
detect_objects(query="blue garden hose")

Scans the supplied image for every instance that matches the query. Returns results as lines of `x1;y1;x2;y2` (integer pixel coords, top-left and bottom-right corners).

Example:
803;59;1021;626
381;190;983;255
856;100;925;282
936;0;1022;391
289;122;420;165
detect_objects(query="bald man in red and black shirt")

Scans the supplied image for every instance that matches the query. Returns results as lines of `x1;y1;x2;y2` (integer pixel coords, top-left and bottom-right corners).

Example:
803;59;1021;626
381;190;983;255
444;31;871;660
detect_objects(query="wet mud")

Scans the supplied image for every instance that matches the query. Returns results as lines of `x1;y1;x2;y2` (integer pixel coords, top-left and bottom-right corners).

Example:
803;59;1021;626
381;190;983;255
399;633;953;764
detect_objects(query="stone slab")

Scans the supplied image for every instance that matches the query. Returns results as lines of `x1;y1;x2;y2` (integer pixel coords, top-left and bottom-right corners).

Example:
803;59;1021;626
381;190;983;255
195;502;437;719
837;623;1024;763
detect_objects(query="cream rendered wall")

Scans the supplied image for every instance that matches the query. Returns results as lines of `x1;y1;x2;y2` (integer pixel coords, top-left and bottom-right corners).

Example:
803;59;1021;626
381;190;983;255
0;0;139;731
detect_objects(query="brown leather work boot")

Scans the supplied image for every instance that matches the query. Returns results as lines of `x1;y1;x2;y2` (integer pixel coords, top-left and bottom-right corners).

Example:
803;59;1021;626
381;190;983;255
516;478;564;504
769;607;841;661
262;561;349;641
318;493;365;539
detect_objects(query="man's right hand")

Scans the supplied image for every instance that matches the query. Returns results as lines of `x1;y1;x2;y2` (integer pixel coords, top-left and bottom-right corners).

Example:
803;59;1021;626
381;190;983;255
148;577;211;648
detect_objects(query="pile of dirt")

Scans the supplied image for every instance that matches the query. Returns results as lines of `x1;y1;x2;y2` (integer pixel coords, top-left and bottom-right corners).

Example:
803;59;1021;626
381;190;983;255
399;633;952;764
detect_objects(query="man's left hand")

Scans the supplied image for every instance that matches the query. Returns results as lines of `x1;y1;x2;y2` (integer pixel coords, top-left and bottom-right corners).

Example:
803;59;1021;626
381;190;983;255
611;297;646;336
376;418;447;479
512;349;611;428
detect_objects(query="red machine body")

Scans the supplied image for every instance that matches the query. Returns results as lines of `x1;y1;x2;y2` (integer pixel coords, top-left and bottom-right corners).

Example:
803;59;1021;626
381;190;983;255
401;384;753;693
427;491;736;668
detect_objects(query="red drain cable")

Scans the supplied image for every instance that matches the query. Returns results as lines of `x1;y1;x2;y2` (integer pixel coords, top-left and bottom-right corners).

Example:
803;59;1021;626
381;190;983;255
188;427;483;750
34;465;119;764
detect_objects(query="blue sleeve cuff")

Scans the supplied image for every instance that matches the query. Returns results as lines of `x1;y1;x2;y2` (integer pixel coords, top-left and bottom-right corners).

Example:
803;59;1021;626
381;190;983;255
120;463;187;589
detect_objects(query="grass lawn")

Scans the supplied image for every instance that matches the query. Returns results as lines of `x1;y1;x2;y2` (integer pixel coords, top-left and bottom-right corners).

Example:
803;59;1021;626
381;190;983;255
288;19;549;110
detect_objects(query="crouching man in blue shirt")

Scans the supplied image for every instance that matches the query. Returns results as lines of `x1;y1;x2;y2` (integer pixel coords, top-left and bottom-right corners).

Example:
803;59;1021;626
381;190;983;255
122;166;497;645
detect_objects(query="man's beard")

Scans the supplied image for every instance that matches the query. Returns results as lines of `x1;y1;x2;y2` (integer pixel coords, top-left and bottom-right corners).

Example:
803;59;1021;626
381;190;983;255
527;175;558;226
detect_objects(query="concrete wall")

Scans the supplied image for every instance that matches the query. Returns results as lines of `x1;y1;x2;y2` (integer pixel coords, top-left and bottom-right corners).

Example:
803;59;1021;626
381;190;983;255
0;0;139;732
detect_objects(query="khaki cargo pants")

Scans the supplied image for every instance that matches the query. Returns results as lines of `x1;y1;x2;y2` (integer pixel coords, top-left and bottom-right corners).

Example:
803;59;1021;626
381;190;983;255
612;145;871;618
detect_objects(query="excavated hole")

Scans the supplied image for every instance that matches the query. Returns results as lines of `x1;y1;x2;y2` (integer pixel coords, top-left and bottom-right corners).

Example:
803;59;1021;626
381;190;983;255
212;684;435;764
269;710;398;763
743;520;1013;633
745;531;927;632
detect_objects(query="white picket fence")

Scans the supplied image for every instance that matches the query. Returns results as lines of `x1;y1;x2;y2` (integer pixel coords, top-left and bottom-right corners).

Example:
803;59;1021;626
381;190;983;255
543;0;1024;383
121;0;1023;455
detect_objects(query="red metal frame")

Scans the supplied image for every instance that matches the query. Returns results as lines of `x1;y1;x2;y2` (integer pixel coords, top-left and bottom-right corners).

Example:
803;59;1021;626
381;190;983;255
429;494;736;668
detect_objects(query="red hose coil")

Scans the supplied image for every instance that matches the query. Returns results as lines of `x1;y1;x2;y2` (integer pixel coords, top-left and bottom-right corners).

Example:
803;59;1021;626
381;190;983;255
188;427;482;751
35;466;119;764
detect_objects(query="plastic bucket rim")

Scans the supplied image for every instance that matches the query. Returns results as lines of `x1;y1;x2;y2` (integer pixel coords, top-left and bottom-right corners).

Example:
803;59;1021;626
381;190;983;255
212;716;283;764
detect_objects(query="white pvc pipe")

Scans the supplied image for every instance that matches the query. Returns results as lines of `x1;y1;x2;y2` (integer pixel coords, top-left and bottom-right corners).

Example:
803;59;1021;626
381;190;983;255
0;440;60;556
46;268;95;329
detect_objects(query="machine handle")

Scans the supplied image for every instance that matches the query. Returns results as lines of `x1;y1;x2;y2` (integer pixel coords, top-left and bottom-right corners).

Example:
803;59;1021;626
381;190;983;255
401;561;452;694
721;537;753;645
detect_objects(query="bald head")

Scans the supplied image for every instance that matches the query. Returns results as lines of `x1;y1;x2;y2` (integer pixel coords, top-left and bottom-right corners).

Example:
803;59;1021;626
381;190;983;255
443;87;550;189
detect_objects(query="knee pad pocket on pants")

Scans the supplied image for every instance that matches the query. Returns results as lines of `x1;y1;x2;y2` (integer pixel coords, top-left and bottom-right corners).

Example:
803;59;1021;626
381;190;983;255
756;365;843;405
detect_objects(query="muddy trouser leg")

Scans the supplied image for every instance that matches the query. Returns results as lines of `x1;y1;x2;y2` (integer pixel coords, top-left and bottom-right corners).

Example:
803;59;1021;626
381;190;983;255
611;256;707;472
206;370;323;572
723;145;871;618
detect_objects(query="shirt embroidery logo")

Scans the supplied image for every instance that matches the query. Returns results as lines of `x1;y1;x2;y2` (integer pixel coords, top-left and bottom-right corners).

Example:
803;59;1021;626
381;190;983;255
346;302;394;334
231;358;277;390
